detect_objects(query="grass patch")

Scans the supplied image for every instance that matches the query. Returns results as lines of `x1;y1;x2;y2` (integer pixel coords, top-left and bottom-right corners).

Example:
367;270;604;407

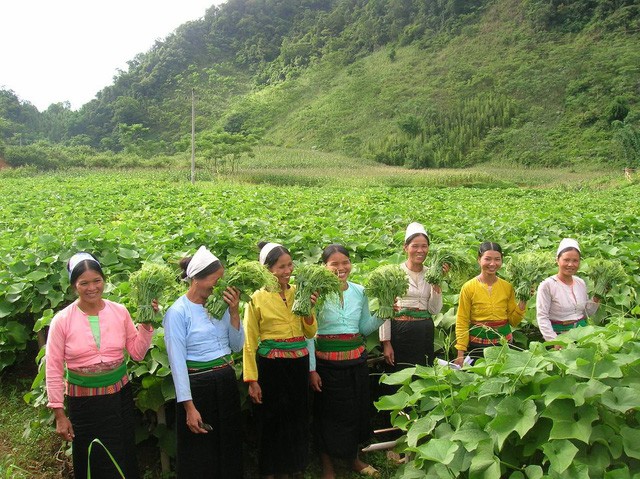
0;376;63;479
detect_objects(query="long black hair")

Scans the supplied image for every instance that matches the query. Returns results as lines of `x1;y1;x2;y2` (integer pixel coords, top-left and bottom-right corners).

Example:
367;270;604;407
477;241;503;258
321;244;350;264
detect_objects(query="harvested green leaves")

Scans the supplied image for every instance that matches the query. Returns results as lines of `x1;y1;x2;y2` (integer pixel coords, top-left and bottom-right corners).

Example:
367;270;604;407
291;264;342;317
206;260;278;319
366;264;409;319
587;258;627;298
503;252;551;301
130;262;176;326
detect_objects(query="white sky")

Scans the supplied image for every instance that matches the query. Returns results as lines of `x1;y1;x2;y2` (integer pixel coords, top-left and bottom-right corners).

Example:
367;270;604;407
0;0;224;111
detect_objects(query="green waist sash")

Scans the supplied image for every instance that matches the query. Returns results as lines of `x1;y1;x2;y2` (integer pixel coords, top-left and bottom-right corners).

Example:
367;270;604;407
316;335;364;352
258;339;307;356
66;362;127;388
469;323;512;340
186;354;232;369
395;309;432;319
552;318;587;333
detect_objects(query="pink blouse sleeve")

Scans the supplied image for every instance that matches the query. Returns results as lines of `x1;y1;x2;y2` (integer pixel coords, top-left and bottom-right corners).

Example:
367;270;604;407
46;311;68;409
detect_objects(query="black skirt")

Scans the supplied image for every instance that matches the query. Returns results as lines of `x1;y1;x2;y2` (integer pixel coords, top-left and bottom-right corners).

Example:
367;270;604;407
313;354;371;460
175;365;243;479
67;383;139;479
255;355;310;476
385;318;435;373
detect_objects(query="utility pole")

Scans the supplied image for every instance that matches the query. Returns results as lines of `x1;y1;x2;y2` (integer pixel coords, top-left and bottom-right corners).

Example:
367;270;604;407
190;88;195;184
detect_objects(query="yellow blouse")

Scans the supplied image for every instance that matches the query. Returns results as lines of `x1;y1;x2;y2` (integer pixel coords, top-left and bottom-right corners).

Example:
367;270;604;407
455;277;525;351
243;285;317;381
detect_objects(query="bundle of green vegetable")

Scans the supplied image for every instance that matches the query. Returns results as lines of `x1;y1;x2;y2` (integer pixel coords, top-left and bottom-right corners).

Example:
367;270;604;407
503;252;550;301
291;264;343;317
423;247;475;288
206;260;278;319
587;258;627;298
130;262;176;326
365;264;409;319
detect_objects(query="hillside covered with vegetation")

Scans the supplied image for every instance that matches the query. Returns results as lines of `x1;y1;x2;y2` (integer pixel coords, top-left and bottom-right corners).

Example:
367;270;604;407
1;0;639;169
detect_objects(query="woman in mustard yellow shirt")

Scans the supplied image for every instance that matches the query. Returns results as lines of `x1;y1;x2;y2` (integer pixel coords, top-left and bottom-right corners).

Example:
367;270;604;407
243;241;317;479
454;242;526;366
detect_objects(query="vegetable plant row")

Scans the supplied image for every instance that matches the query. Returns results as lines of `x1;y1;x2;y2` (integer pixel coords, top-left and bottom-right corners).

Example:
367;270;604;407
1;171;639;471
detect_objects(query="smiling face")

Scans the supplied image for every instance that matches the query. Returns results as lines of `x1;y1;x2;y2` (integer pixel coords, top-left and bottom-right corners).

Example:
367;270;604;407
325;251;352;283
557;248;580;278
269;253;294;288
195;267;225;298
478;249;503;276
404;234;429;266
74;269;105;306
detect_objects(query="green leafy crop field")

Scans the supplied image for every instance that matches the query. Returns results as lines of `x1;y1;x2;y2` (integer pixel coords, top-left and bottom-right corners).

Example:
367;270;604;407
1;170;639;477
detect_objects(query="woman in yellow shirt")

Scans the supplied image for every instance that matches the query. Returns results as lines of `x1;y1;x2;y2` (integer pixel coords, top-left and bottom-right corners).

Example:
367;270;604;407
243;241;317;479
454;242;526;366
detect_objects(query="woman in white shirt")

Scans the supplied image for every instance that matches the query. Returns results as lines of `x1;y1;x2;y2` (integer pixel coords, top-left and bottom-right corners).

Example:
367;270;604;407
536;238;600;341
379;222;443;370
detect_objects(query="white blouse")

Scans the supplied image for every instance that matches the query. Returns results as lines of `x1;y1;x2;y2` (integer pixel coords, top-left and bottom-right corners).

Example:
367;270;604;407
536;275;599;341
379;263;443;341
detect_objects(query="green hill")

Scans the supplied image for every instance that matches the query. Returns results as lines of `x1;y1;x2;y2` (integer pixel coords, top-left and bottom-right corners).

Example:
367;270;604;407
1;0;639;169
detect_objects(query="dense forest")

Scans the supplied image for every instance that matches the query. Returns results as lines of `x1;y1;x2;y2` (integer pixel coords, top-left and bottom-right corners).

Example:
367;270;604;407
1;0;639;169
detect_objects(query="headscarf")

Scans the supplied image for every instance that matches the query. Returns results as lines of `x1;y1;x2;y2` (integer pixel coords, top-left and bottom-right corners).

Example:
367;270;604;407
67;252;100;280
404;222;429;242
186;246;219;279
259;242;283;266
557;238;580;258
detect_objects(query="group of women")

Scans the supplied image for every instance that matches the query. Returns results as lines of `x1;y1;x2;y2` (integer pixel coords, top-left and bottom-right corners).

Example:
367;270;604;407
45;224;601;479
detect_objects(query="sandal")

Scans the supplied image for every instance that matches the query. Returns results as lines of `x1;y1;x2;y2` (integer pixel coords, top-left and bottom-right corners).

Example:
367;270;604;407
358;464;381;477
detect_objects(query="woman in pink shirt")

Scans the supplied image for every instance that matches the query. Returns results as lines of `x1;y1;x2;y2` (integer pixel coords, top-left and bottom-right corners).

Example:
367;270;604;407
46;252;154;479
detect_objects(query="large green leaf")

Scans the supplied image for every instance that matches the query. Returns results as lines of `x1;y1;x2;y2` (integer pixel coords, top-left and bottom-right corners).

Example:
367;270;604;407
541;439;578;474
375;390;411;410
406;415;439;447
469;439;501;479
541;401;598;444
412;438;459;465
620;426;640;460
600;387;640;413
487;397;537;449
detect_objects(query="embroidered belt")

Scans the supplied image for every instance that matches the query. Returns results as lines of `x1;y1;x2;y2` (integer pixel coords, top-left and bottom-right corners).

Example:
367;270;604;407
187;354;233;372
551;317;587;333
315;333;365;361
258;337;308;359
66;362;128;398
394;308;432;321
469;320;512;345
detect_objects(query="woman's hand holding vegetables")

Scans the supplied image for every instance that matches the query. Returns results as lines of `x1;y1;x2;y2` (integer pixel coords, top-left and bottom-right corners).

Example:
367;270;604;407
454;351;465;367
222;287;241;310
382;341;395;366
309;371;322;392
248;381;263;404
222;287;241;329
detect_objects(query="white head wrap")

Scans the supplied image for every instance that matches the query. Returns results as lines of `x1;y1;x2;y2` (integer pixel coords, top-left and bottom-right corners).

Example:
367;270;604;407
404;222;429;242
68;252;100;280
186;246;219;279
259;242;283;266
557;238;580;258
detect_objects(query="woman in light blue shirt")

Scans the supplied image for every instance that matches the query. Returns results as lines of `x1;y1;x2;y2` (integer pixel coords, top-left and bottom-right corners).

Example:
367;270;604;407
308;244;383;478
164;246;244;478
